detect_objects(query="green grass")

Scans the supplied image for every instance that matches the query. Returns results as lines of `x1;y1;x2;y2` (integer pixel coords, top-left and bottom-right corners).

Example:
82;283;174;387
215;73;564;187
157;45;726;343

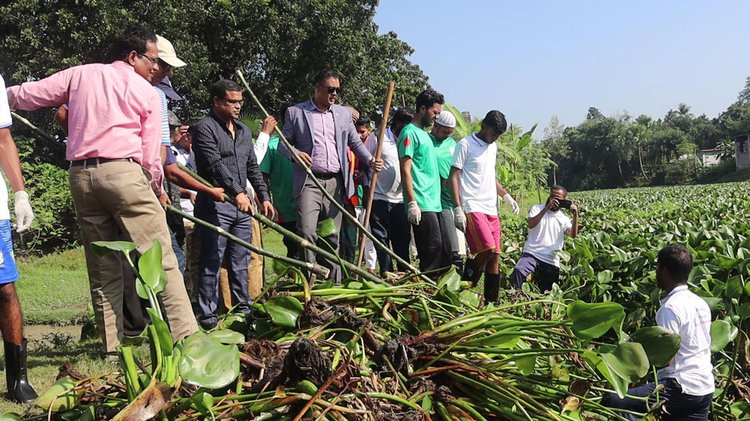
15;248;90;326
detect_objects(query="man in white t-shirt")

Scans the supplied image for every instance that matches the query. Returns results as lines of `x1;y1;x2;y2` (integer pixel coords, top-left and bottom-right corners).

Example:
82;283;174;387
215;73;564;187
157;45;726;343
0;74;37;403
607;245;714;420
510;185;578;292
365;108;413;275
450;110;520;304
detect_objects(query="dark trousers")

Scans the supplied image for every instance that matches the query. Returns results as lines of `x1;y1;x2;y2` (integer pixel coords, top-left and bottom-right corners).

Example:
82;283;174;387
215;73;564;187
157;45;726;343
340;203;357;264
412;211;450;277
370;200;411;274
195;196;253;327
606;378;712;421
281;221;300;259
511;252;560;292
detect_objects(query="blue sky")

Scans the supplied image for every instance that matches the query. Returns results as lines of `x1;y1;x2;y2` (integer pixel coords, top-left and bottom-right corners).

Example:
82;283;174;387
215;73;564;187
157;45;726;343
374;1;750;135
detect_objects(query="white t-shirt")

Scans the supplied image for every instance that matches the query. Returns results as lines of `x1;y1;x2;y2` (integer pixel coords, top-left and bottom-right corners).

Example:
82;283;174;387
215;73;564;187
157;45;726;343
656;285;715;396
0;75;12;220
366;129;402;203
523;204;572;267
171;145;195;215
451;133;498;215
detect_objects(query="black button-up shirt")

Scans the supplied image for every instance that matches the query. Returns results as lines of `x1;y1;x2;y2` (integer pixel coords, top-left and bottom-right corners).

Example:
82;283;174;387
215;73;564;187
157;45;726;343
191;111;270;202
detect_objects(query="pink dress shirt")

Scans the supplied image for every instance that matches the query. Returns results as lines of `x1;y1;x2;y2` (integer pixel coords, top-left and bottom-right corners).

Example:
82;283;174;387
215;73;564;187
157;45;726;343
310;104;341;174
6;61;164;195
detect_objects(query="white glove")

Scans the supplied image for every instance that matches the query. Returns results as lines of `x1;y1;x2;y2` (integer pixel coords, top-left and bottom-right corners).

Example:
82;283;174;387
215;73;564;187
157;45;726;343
14;191;34;232
453;206;466;232
407;201;421;225
503;193;520;215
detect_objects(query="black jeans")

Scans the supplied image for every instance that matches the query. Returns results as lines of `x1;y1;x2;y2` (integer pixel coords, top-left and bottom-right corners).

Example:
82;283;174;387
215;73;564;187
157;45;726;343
511;252;560;292
280;221;300;259
370;200;411;274
606;378;712;421
411;211;450;278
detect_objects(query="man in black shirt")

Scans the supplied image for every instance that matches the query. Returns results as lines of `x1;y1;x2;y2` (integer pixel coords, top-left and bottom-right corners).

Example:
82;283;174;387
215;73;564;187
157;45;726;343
191;79;274;330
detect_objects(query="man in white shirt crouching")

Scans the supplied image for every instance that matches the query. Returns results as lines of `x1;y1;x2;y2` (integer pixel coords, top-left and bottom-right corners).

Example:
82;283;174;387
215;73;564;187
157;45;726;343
510;185;578;292
607;245;714;420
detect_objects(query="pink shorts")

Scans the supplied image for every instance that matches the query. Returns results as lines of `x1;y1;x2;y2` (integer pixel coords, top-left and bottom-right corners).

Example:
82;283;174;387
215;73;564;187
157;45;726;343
466;212;501;254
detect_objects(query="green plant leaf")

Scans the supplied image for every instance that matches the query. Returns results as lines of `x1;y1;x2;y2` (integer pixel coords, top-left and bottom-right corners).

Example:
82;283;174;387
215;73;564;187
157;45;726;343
436;267;461;291
631;326;680;367
137;240;166;294
191;392;214;416
146;308;173;356
0;413;22;421
208;329;246;344
316;218;337;238
567;301;625;340
601;342;649;382
263;296;303;328
710;318;738;352
178;331;240;389
725;276;744;299
583;350;628;398
459;290;481;308
33;377;80;412
90;241;137;257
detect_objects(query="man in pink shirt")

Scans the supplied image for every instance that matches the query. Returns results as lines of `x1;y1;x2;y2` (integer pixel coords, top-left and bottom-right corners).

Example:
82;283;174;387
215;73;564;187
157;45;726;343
6;27;198;355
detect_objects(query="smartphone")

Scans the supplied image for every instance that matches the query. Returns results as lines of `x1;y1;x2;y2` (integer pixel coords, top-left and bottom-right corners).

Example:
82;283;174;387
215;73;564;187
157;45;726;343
558;199;572;209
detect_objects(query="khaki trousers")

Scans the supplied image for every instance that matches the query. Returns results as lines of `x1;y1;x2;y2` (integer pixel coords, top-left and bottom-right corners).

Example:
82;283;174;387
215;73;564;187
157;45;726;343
219;217;264;307
69;161;198;353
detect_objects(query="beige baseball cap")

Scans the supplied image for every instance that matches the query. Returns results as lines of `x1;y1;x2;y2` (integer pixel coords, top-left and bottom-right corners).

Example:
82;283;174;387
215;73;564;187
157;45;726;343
156;35;186;68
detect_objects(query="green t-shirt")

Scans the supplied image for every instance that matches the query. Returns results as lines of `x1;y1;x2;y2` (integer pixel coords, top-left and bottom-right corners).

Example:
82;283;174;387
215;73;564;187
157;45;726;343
432;135;457;210
259;137;298;223
397;123;441;212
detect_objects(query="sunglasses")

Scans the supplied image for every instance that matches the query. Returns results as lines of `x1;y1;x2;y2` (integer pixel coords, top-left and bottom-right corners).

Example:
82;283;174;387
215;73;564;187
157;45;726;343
323;86;341;94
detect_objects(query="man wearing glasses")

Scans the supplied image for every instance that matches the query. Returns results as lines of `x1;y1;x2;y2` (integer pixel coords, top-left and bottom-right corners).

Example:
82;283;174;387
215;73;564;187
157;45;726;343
281;69;383;283
191;79;274;330
5;27;198;355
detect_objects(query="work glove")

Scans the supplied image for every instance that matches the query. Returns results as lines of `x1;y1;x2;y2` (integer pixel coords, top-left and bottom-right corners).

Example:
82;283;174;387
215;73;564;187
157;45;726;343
14;191;34;232
503;193;520;215
407;200;421;226
453;206;466;232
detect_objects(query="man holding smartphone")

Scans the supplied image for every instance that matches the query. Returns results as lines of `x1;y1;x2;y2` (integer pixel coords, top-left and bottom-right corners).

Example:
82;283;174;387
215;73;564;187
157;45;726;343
510;185;579;292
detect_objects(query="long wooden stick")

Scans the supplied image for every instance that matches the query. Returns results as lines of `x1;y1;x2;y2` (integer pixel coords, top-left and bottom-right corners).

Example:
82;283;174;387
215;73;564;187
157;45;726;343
356;81;395;268
166;205;330;278
235;70;429;283
175;163;384;285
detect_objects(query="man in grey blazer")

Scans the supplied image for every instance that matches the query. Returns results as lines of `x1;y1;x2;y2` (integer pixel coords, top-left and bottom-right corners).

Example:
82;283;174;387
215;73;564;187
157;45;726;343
281;69;383;282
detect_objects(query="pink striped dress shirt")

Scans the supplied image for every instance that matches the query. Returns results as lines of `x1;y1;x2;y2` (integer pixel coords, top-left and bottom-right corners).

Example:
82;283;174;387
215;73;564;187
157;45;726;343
6;61;164;195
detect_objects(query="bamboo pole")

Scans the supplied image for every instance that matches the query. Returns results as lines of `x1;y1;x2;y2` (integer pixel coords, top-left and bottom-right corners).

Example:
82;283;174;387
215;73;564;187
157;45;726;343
175;163;385;285
234;70;429;282
11;111;56;142
166;205;330;278
356;81;395;268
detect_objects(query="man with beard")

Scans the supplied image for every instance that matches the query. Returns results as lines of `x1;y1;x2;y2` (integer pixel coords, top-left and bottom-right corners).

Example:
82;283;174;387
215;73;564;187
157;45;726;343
509;185;578;292
398;89;449;277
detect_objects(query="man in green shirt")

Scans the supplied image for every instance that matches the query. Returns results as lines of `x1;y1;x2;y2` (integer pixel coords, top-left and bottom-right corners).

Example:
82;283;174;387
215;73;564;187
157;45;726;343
398;89;450;277
260;136;299;258
430;110;464;272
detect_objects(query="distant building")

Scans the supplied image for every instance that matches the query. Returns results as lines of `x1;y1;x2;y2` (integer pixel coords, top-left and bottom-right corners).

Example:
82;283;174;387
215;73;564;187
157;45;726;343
697;149;721;167
734;135;750;170
461;111;471;122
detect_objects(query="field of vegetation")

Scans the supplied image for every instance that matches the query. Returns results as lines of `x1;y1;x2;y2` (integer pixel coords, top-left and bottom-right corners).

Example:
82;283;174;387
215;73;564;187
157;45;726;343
1;182;748;420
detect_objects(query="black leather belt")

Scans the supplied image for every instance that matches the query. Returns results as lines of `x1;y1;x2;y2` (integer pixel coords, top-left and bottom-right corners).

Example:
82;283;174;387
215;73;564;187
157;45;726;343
312;172;338;180
70;157;134;168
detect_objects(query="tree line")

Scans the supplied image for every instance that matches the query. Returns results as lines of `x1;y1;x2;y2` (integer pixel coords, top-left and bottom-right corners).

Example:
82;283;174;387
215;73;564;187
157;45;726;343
541;79;750;190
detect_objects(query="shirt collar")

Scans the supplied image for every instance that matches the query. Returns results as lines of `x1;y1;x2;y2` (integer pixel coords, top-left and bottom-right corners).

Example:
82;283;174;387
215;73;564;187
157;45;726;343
310;99;331;113
660;284;688;304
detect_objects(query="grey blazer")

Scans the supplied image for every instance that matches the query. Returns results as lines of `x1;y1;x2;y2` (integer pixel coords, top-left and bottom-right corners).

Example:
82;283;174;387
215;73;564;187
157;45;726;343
280;100;373;199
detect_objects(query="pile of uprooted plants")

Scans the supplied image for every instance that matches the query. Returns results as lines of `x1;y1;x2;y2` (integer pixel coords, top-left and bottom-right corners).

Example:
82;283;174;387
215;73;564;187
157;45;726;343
2;240;684;421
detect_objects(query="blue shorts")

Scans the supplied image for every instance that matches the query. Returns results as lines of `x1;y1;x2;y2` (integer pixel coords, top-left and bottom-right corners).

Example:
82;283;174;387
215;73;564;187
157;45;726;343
0;219;19;284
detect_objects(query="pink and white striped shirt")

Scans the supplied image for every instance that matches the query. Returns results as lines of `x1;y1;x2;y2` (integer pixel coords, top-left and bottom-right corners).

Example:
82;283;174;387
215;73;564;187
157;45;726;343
6;61;164;194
